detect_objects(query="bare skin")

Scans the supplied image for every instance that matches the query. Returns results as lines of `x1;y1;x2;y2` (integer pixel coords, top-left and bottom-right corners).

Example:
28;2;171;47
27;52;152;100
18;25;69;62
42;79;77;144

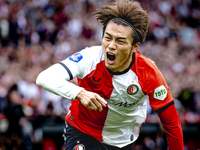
76;21;140;111
102;21;140;72
76;89;107;111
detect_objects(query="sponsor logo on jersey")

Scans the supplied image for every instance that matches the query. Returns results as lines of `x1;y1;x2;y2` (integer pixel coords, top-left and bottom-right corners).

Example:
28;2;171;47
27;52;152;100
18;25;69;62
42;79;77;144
69;53;83;63
127;84;139;95
93;76;101;82
108;99;137;108
153;85;167;100
73;144;85;150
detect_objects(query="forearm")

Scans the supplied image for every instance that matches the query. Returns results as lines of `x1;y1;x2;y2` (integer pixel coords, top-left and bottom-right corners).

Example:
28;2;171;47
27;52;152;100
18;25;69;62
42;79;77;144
157;103;183;150
36;64;84;100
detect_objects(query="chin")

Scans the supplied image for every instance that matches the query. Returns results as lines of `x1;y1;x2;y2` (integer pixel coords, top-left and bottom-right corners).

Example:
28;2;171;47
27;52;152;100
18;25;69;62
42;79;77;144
105;63;115;70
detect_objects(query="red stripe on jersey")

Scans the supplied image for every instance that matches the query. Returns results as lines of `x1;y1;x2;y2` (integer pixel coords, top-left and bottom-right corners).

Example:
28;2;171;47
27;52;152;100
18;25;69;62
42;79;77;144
131;51;173;111
66;61;113;141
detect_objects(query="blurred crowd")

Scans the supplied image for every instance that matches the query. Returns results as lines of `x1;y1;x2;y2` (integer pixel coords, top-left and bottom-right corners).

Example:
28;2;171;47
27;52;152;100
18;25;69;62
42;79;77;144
0;0;200;150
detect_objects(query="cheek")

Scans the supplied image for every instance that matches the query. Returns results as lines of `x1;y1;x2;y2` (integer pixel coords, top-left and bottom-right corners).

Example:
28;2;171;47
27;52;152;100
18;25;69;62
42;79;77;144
118;50;130;61
102;41;106;51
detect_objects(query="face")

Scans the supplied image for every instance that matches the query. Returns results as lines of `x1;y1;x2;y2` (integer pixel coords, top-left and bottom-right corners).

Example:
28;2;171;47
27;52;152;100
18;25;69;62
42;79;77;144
102;21;140;72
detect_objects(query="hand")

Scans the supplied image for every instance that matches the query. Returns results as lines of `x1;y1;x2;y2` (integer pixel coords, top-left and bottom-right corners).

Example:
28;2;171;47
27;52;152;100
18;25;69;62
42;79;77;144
76;89;107;111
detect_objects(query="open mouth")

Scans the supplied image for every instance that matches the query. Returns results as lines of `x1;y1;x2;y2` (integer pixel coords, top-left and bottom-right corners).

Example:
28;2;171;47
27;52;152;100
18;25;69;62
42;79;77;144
107;52;116;61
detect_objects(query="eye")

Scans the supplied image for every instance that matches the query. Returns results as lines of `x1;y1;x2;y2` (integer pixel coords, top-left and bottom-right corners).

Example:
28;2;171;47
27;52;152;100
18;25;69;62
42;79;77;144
118;40;125;44
105;36;111;40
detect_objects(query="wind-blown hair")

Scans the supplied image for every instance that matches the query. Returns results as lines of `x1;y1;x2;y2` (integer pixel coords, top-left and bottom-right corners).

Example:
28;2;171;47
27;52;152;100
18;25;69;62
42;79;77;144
93;0;150;44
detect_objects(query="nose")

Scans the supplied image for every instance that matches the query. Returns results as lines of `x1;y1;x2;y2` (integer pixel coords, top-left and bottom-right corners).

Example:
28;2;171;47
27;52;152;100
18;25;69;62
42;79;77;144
108;41;116;50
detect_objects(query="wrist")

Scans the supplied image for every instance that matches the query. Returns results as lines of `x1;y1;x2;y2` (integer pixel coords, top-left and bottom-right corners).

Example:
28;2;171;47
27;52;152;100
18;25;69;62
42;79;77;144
75;89;86;100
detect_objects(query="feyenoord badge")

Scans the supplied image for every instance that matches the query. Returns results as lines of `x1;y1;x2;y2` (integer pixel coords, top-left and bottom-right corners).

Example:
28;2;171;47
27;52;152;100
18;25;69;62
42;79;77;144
127;84;139;95
73;144;85;150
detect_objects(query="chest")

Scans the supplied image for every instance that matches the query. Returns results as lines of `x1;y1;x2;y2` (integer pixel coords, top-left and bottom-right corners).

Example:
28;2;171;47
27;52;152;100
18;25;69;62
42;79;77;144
78;64;145;105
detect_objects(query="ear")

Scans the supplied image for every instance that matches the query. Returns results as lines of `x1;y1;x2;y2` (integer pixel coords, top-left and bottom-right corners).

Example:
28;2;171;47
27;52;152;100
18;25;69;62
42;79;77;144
131;42;140;53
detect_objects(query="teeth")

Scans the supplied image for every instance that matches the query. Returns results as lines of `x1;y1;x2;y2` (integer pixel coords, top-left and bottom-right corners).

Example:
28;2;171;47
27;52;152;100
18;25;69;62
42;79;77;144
108;52;115;56
107;52;116;62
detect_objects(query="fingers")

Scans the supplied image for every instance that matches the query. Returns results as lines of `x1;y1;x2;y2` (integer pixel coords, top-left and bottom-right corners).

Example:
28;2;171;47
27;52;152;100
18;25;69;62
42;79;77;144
92;94;107;111
96;94;107;107
79;91;107;111
84;97;107;112
88;101;98;111
86;104;94;111
85;100;102;111
92;99;103;111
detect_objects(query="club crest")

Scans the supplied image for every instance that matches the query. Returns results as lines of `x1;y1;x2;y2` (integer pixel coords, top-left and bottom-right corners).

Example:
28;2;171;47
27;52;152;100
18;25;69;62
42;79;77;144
127;84;139;95
73;144;85;150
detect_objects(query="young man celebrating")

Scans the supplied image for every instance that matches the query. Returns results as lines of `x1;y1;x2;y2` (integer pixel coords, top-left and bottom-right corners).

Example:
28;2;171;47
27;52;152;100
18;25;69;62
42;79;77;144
36;0;183;149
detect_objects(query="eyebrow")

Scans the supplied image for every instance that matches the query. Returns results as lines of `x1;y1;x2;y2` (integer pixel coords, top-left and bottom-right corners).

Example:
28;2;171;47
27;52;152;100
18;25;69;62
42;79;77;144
105;32;127;40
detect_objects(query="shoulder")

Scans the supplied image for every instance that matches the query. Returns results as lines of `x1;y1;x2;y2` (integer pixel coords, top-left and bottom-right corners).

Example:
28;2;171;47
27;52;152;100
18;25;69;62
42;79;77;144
135;51;158;73
134;51;165;88
68;46;103;63
80;46;103;57
60;46;103;79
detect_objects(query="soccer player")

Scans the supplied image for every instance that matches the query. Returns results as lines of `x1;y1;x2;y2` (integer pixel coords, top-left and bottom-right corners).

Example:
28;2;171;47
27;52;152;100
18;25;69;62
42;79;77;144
36;0;183;149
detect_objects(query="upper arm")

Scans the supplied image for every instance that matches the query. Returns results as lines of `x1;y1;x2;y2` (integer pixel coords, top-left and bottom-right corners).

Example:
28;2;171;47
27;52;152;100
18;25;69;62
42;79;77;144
59;47;99;79
143;65;173;112
36;46;103;99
